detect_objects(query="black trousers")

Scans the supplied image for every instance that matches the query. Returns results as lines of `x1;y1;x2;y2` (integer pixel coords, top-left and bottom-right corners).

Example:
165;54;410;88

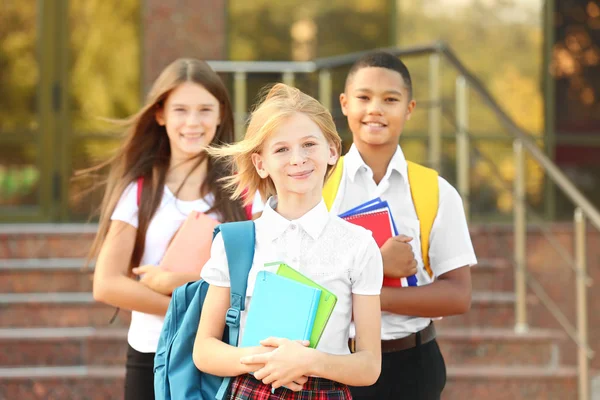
124;344;155;400
349;338;446;400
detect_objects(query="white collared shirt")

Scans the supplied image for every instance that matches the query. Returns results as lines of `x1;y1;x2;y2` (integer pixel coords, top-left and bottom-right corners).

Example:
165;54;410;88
330;144;477;340
201;197;383;355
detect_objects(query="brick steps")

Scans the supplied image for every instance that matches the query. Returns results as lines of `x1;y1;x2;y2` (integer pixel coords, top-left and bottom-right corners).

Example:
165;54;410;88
0;366;124;400
0;259;94;293
444;366;578;400
437;291;538;328
0;365;578;400
0;293;130;328
0;328;127;367
437;327;565;367
0;225;586;398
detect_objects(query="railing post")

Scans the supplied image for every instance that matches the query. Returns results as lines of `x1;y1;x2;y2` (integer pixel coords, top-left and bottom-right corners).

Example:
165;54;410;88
234;71;247;141
513;139;528;333
428;53;442;173
282;71;295;88
574;208;590;400
318;69;332;111
456;75;470;219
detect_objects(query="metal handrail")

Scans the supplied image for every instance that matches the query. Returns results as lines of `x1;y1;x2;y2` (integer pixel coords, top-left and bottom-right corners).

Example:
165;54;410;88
313;41;600;231
208;41;600;231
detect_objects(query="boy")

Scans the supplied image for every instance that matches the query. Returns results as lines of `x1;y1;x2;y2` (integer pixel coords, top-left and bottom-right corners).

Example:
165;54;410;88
329;51;477;399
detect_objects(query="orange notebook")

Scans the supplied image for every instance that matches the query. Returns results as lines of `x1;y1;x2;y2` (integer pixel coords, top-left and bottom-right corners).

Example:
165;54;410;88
159;211;219;274
342;209;401;287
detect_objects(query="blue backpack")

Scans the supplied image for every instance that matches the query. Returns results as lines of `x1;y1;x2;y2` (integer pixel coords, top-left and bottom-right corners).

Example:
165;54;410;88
154;220;255;400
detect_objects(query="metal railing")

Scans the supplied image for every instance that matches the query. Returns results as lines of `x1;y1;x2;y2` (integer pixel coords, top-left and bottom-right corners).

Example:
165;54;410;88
207;41;599;399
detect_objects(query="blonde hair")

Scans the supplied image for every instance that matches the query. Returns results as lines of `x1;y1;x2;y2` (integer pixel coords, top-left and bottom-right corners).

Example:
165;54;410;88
210;83;342;205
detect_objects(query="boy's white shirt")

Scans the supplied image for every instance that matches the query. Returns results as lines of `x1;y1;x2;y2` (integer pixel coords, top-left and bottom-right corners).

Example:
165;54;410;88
110;183;264;353
201;197;383;356
331;144;477;340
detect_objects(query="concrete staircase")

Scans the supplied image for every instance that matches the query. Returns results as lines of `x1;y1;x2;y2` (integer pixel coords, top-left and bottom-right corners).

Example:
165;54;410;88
0;225;579;399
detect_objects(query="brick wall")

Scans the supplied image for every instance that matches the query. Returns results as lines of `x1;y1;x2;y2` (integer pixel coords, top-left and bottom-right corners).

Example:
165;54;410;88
142;0;227;91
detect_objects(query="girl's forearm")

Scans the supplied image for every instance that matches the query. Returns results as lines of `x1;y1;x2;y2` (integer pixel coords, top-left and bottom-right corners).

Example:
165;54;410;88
194;337;266;377
93;275;171;315
308;349;381;387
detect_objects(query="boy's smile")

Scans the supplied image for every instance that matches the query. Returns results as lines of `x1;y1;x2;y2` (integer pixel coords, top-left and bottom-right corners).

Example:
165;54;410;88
340;67;415;151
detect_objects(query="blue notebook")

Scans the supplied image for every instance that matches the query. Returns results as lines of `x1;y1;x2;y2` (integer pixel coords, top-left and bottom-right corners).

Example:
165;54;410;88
240;271;322;348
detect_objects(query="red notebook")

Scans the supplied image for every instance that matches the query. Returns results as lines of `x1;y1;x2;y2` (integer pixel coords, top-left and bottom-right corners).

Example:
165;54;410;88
342;209;402;287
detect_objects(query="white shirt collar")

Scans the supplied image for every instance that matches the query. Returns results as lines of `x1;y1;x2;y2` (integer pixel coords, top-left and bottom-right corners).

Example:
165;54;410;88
258;196;330;241
344;144;408;183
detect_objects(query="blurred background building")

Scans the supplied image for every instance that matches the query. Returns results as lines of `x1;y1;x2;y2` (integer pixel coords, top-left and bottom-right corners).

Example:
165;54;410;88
1;0;598;224
1;1;600;399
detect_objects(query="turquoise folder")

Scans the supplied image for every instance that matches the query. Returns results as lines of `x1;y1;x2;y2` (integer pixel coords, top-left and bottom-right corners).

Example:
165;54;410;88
240;271;322;348
275;263;338;348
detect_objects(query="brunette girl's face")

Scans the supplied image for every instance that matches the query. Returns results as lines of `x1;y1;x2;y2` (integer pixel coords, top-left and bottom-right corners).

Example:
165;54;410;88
251;112;338;200
156;82;221;160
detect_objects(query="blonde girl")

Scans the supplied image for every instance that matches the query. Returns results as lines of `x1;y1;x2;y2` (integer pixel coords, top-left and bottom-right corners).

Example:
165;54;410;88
88;59;260;400
193;83;383;399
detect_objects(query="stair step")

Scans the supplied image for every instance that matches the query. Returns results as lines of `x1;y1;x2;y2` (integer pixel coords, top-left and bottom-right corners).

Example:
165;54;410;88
437;328;565;367
444;366;578;400
0;225;96;259
0;328;127;367
0;366;124;400
437;291;537;328
0;293;130;328
471;258;514;291
0;259;94;293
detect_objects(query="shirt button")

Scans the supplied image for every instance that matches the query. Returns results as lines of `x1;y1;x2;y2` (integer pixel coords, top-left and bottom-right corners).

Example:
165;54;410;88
290;224;297;230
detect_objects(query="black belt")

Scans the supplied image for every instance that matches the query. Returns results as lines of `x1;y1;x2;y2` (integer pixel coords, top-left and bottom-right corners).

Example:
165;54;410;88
349;322;437;353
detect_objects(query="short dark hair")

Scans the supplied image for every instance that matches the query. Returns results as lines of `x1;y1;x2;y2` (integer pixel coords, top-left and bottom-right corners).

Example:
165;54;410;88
345;51;413;98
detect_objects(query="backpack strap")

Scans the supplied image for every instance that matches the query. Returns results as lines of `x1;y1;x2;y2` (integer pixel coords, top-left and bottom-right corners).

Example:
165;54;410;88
323;157;344;211
136;177;144;206
406;161;439;279
214;220;256;399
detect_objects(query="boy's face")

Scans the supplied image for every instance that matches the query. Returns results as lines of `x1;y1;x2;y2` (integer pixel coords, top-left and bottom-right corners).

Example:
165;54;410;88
340;67;415;149
251;112;338;201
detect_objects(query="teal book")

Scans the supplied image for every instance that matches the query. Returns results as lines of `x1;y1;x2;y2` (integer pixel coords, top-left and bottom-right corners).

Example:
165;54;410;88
275;263;338;349
241;271;322;348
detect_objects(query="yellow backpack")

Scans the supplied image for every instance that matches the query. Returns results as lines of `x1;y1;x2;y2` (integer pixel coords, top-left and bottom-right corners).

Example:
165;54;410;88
322;156;439;279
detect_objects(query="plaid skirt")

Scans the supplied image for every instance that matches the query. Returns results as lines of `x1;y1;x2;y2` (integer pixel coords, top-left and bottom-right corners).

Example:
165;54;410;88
226;373;352;400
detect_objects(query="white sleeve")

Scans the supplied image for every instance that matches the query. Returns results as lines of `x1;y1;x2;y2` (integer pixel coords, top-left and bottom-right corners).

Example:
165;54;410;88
110;182;139;228
429;177;478;277
200;232;231;287
350;233;384;295
251;190;265;215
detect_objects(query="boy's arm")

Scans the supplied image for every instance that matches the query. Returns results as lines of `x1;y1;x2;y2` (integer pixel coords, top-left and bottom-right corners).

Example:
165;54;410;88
380;266;471;316
381;178;475;317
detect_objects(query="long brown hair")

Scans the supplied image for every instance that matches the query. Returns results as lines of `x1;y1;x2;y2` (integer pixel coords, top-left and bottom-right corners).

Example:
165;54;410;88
83;58;246;271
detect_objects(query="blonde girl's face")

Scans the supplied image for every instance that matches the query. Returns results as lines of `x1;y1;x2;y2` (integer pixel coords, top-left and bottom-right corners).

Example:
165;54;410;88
252;112;338;200
156;82;221;160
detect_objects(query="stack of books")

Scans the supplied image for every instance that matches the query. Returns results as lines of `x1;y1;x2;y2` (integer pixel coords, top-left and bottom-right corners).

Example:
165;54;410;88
339;198;417;287
240;263;338;350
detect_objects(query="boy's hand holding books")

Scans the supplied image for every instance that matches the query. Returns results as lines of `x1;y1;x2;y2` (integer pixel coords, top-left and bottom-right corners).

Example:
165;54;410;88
380;235;418;279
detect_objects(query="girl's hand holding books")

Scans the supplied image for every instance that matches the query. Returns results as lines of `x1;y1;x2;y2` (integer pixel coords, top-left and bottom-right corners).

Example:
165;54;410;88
132;265;175;296
240;337;311;391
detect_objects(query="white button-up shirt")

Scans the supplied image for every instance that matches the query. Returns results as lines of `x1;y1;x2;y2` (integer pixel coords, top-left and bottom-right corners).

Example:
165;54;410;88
330;144;477;339
201;197;383;355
